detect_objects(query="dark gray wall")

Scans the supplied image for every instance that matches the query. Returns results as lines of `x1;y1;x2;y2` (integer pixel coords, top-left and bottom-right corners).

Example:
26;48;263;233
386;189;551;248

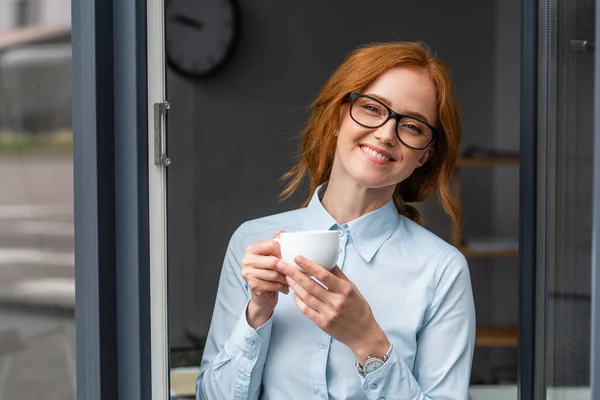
487;0;521;383
166;0;510;381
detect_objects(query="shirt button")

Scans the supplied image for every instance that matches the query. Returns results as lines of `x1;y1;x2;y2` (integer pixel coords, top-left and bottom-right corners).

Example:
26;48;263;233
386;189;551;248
369;383;377;390
319;342;326;349
338;229;344;237
318;391;325;398
378;398;385;400
245;338;255;345
245;352;253;360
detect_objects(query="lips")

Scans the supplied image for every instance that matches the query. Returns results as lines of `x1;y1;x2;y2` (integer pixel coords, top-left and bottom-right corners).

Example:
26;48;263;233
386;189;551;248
359;144;395;162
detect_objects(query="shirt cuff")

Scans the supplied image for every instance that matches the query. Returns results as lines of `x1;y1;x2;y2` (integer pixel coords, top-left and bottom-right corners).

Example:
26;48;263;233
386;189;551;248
357;346;402;399
225;300;274;375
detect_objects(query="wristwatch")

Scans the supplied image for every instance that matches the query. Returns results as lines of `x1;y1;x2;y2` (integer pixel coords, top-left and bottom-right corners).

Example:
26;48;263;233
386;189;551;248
356;344;393;377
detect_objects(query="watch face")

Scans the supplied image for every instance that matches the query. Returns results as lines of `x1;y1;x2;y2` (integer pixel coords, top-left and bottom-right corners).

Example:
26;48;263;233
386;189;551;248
364;358;385;375
166;0;240;78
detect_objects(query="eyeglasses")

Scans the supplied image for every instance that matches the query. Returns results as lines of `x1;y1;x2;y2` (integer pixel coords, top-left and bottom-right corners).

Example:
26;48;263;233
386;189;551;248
347;92;438;150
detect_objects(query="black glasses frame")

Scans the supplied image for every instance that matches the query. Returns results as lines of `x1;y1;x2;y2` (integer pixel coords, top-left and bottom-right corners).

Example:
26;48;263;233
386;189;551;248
347;91;438;150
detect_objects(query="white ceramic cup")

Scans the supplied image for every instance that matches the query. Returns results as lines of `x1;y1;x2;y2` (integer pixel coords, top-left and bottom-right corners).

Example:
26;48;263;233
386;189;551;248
274;230;340;271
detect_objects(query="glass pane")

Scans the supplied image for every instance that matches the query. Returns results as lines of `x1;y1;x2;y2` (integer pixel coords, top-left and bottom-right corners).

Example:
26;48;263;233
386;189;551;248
538;0;594;397
0;3;74;400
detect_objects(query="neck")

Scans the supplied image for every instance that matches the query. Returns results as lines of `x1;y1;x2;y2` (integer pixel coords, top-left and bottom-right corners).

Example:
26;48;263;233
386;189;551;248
320;177;395;225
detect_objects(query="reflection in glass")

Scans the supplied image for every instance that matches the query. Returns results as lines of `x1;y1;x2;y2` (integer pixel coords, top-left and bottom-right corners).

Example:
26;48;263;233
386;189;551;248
0;2;74;399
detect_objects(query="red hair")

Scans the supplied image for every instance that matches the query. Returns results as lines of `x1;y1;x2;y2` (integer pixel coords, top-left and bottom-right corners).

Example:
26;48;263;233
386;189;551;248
281;42;462;232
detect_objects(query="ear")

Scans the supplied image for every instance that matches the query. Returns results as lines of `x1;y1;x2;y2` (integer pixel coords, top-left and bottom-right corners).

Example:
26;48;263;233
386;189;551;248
417;149;433;167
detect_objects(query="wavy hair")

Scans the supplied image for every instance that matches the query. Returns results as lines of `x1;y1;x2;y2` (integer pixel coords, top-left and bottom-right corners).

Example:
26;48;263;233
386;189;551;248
281;42;462;232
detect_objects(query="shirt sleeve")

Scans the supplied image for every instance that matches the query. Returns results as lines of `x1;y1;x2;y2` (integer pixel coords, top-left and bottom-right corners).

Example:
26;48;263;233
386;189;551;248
196;224;274;400
358;250;476;400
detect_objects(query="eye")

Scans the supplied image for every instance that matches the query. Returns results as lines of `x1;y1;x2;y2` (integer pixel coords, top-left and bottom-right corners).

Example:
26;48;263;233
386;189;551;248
401;121;424;135
362;103;383;115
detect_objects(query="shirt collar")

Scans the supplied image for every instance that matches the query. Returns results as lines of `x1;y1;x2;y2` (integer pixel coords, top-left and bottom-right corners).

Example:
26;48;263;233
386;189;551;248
303;183;400;262
303;184;339;232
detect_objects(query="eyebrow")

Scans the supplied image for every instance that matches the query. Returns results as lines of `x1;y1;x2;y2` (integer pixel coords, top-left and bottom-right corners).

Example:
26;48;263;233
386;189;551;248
366;93;432;125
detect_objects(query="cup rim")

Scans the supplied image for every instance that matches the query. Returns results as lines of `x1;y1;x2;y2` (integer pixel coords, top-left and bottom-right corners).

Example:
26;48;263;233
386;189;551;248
280;230;338;236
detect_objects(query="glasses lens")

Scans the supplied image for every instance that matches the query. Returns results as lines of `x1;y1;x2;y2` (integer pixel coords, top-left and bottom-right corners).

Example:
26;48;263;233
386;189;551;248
350;96;389;128
397;117;433;149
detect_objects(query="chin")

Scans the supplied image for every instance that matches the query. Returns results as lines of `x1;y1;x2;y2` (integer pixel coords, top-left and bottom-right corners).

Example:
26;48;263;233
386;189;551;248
346;169;397;190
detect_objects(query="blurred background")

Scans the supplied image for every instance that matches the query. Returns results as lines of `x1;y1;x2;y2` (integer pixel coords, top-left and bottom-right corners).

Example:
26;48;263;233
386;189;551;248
0;0;74;400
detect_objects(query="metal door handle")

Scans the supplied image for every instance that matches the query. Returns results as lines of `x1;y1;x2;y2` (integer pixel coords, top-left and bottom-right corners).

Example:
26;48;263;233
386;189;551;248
570;40;595;52
154;101;171;166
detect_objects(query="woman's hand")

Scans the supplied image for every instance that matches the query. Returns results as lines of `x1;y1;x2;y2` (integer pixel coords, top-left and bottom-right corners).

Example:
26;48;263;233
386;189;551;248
241;231;289;329
276;256;390;363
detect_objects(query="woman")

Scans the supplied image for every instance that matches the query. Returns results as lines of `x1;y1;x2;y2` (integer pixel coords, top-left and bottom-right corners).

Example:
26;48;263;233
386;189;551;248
197;41;475;400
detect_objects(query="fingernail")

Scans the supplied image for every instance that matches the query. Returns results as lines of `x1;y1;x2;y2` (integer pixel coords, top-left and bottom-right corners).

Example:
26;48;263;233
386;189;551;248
295;256;305;265
277;261;286;270
285;276;293;284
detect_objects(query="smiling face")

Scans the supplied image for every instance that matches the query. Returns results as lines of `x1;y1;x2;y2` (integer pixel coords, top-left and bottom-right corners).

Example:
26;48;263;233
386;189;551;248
331;66;439;192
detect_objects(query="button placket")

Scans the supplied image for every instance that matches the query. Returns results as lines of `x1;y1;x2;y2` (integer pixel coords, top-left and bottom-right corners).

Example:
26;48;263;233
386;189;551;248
311;331;331;400
337;232;348;267
337;237;346;268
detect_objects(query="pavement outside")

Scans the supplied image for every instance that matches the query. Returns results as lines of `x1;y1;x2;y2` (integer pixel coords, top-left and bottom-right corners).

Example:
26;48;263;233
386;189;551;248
0;152;204;399
0;153;75;400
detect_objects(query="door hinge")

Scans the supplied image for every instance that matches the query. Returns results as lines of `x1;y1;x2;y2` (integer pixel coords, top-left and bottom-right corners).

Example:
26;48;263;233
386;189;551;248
154;101;171;166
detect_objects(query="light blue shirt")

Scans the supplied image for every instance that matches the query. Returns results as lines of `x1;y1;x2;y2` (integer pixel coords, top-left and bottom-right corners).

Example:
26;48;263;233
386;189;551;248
197;187;475;400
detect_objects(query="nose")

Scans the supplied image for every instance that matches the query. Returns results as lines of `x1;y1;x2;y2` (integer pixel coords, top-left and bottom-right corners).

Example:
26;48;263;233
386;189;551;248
373;118;397;146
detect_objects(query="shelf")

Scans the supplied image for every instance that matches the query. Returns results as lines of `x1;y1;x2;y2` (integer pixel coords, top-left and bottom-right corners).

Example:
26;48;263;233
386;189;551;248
457;245;519;258
476;325;518;347
457;156;520;166
170;368;198;397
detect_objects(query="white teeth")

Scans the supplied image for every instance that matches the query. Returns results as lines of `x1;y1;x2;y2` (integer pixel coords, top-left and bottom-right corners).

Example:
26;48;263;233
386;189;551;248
361;146;391;161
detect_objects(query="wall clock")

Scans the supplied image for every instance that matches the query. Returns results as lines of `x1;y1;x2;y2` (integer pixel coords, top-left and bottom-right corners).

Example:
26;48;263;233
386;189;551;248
166;0;240;78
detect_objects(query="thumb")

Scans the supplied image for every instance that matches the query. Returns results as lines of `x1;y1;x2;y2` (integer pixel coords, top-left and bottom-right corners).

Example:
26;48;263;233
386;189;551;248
273;230;285;239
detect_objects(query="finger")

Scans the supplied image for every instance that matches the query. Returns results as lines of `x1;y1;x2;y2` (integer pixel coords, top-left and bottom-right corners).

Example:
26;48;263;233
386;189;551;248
285;275;326;311
273;230;285;239
246;239;282;257
247;278;289;295
293;256;344;292
244;254;281;270
247;268;288;286
276;261;329;302
293;292;321;322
